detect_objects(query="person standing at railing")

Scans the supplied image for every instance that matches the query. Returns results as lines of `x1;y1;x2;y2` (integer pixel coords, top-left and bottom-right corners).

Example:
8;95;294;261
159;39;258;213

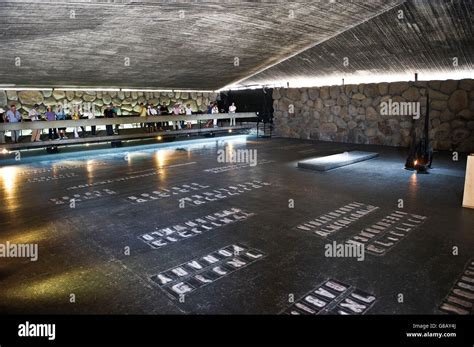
113;105;120;135
147;103;158;132
159;102;169;130
29;104;42;142
138;103;147;132
0;107;6;143
104;103;116;136
172;103;181;130
228;102;237;127
212;102;219;127
155;103;163;131
5;104;22;143
71;106;84;138
205;102;213;128
185;104;193;129
83;106;96;136
44;105;58;140
56;104;67;139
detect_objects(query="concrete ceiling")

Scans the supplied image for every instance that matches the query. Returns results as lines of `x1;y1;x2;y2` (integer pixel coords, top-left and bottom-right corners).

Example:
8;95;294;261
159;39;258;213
239;0;474;87
0;0;404;90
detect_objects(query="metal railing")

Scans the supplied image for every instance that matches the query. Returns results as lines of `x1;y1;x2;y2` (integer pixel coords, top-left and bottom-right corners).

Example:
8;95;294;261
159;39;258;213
0;112;257;131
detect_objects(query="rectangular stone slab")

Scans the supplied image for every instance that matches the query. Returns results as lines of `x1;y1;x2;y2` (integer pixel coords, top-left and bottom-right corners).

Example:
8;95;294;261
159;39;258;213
298;151;379;171
462;154;474;209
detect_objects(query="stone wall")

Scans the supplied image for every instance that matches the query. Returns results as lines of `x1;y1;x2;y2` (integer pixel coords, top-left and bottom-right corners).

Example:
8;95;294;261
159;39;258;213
272;79;474;152
0;89;219;116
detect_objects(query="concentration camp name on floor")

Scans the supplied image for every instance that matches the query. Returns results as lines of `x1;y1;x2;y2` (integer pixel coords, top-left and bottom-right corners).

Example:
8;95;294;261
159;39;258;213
49;189;117;205
67;171;160;190
127;183;210;204
180;180;271;207
27;173;78;183
17;162;107;176
283;279;377;315
345;210;427;256
439;258;474;315
204;159;275;174
295;202;379;238
139;208;255;249
126;162;197;174
150;244;266;300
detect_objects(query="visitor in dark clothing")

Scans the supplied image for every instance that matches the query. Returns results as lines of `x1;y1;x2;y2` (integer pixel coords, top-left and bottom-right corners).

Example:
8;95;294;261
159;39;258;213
104;103;116;135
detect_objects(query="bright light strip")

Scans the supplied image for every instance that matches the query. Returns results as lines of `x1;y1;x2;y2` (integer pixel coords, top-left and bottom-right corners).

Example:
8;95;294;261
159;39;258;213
54;88;121;92
279;70;474;88
120;88;173;93
1;87;53;91
120;89;215;93
173;89;215;93
218;84;280;92
223;70;474;90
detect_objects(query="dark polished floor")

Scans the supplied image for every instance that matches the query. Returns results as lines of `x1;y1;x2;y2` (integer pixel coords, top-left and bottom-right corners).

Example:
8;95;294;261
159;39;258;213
0;135;473;314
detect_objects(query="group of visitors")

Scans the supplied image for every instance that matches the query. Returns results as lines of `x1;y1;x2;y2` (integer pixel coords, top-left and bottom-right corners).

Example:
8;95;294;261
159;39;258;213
0;103;104;143
0;100;237;144
137;101;237;132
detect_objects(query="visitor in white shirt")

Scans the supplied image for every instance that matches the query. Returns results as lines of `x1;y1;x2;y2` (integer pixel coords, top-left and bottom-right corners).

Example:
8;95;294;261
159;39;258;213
172;103;182;130
29;104;42;142
84;107;96;135
185;104;192;129
212;103;219;127
228;102;237;126
147;103;158;132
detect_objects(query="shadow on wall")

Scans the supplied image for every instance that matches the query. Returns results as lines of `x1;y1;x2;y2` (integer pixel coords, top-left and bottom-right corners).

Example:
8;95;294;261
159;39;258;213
272;79;473;152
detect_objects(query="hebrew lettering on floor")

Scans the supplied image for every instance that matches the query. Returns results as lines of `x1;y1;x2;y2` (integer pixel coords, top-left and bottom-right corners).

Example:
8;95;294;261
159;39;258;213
150;244;266;300
295;202;379;238
282;279;376;315
179;180;271;207
17;162;108;176
127;183;210;204
439;258;474;315
49;189;117;205
67;162;196;190
139;208;255;249
27;173;78;183
67;170;160;190
345;210;427;256
204;159;274;174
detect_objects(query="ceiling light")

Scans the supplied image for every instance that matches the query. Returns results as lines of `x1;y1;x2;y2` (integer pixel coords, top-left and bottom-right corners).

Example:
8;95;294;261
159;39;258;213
121;89;173;93
54;88;121;92
1;87;53;91
173;89;215;93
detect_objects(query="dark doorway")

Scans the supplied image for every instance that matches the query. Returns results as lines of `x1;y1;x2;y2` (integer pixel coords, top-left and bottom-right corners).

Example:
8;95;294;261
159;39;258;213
218;88;274;123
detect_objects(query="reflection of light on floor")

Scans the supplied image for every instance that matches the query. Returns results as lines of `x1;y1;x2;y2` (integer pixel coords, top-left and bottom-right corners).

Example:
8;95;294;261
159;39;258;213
225;137;246;146
226;142;234;157
0;228;48;245
408;172;419;198
4;269;92;300
155;150;169;168
0;166;19;196
86;160;95;180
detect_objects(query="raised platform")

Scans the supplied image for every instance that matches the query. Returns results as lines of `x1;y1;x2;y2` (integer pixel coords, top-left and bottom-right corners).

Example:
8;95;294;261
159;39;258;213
297;151;379;171
0;125;252;151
